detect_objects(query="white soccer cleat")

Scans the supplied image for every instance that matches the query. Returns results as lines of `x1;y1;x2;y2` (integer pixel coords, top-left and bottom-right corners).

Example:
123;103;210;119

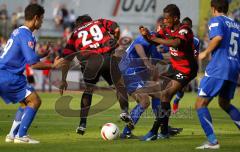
196;141;220;149
5;134;15;143
14;135;40;144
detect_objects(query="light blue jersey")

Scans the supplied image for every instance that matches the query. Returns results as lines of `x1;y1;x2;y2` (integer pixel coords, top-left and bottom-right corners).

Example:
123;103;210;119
0;26;40;74
0;26;39;104
206;15;240;82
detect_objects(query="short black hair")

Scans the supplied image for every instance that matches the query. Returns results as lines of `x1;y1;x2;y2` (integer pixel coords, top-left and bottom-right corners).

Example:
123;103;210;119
75;14;92;27
163;4;180;19
24;4;45;21
211;0;229;14
182;17;192;27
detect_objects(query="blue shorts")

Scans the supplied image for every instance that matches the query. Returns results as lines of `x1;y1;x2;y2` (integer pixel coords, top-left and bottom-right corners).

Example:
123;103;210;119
198;76;237;100
121;67;151;94
0;70;34;104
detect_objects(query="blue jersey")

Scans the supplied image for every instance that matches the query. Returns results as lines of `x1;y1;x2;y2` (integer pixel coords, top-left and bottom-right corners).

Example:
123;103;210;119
119;35;163;71
0;26;40;74
206;16;240;82
118;35;163;94
193;36;200;56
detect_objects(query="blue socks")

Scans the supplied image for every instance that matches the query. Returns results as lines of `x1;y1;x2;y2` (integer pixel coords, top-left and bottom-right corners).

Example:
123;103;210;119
123;104;145;135
17;106;37;137
151;98;160;116
173;91;184;105
224;104;240;129
197;107;218;144
9;107;24;137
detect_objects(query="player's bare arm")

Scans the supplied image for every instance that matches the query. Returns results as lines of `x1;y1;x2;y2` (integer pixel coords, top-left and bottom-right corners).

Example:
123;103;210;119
31;56;64;70
199;36;222;60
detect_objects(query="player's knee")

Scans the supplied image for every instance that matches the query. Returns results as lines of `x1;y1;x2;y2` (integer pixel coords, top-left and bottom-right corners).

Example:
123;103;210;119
25;92;42;109
195;97;209;110
84;87;94;94
139;96;150;109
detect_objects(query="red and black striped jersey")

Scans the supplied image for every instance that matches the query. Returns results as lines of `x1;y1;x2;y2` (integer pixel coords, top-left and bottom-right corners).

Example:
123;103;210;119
63;19;119;57
158;24;198;75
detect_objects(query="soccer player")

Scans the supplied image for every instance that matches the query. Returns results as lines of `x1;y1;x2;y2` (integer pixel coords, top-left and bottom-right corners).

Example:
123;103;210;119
118;32;164;138
0;4;63;144
139;4;198;140
172;17;200;113
60;15;129;135
195;0;240;149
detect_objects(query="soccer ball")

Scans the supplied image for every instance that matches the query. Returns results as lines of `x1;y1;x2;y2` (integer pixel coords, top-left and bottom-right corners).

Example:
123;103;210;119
101;123;119;140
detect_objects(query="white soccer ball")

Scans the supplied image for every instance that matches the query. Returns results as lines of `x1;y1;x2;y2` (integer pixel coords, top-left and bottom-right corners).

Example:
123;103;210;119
101;123;119;140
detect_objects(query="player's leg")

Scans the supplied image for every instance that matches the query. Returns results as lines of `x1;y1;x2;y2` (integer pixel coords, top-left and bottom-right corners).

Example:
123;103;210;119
5;103;26;143
195;76;222;149
76;85;94;135
121;92;150;138
218;81;240;129
172;89;184;113
77;54;102;135
109;55;129;121
142;79;181;140
14;91;41;144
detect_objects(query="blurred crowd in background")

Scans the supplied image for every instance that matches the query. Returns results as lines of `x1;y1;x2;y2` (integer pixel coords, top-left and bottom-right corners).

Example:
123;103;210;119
0;0;240;91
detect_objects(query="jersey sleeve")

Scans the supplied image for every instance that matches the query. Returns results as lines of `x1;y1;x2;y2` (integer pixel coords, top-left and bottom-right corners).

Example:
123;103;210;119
134;35;150;47
62;33;77;57
174;27;190;42
18;32;40;65
208;17;224;39
150;45;163;60
99;19;119;34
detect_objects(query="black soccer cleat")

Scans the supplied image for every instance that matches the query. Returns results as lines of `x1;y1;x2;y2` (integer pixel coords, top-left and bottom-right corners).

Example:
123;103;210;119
120;112;134;130
168;126;183;136
76;124;86;135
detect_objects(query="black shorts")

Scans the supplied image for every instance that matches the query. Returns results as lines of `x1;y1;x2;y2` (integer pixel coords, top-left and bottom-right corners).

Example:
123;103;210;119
163;65;197;87
80;52;121;86
27;75;35;84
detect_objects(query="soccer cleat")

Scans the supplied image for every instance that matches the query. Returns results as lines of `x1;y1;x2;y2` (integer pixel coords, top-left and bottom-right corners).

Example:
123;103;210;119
140;131;157;141
172;103;179;114
168;126;183;136
157;133;169;139
14;135;40;144
120;112;134;129
120;112;131;123
76;124;86;135
196;141;220;149
120;132;133;139
5;134;14;143
120;112;134;130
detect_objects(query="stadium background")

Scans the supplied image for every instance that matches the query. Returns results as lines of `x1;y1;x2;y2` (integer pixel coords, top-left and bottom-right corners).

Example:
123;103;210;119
0;1;240;151
0;0;239;90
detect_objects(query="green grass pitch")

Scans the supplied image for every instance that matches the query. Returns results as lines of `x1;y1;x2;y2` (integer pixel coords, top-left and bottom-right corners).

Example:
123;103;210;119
0;91;240;152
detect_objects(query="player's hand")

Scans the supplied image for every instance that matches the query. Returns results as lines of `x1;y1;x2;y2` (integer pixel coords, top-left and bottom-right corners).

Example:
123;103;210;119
198;51;209;60
144;60;157;75
59;80;68;95
52;56;65;69
37;42;52;58
139;26;151;39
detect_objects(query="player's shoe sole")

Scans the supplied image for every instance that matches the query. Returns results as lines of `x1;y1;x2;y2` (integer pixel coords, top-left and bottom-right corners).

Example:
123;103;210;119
14;135;40;144
196;141;220;149
5;134;14;143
